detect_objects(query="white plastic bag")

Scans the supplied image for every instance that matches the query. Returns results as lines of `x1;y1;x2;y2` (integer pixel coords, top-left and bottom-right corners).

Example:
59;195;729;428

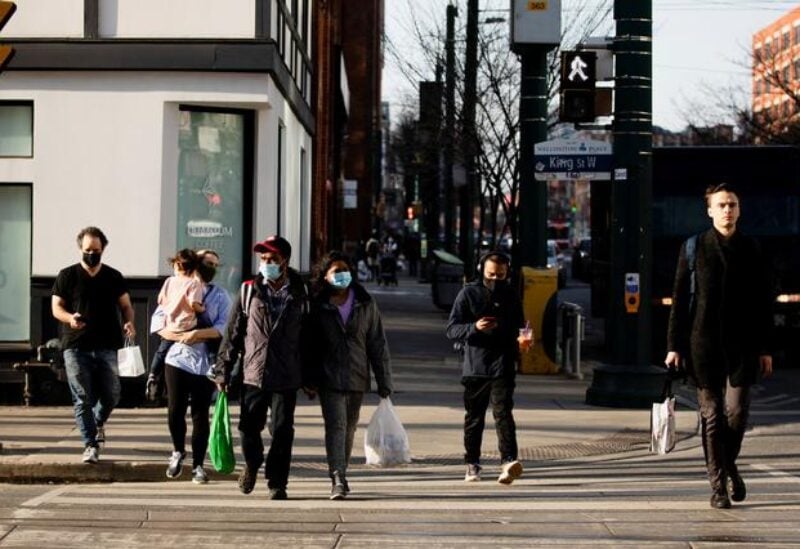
364;398;411;466
117;337;145;378
650;395;676;455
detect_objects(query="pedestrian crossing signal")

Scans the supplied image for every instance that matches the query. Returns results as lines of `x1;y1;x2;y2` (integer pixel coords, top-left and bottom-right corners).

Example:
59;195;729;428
560;89;595;123
560;51;596;91
559;50;597;123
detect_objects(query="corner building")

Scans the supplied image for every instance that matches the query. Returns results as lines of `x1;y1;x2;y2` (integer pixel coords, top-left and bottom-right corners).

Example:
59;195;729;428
0;0;314;389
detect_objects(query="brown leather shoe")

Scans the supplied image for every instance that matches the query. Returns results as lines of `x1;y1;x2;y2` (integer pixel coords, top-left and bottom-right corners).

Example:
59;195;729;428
710;490;731;509
727;469;747;502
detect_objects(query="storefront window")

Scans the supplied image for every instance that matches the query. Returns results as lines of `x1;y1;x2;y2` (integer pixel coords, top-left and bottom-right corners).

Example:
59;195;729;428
176;109;247;295
0;185;31;341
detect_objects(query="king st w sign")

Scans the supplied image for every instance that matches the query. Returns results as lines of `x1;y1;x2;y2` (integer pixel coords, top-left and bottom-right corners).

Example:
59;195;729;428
533;139;612;181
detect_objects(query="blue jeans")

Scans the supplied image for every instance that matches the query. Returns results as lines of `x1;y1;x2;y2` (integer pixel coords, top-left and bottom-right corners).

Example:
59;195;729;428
63;349;121;447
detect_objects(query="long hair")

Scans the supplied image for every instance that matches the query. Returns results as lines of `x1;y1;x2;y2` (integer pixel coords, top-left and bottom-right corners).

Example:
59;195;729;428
311;250;355;297
168;248;199;275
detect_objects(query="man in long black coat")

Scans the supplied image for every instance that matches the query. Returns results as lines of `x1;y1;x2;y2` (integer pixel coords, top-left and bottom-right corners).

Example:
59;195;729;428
665;183;774;509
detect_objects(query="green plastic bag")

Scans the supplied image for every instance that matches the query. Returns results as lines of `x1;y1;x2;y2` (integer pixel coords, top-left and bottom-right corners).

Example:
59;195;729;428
209;391;236;474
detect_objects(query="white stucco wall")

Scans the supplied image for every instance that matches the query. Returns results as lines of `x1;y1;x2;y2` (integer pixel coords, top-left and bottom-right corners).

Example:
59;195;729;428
99;0;255;38
0;71;312;277
3;0;84;38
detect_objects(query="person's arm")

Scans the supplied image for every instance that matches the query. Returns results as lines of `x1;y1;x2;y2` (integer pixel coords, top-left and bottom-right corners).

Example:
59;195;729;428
665;241;690;368
118;292;136;338
446;287;485;342
52;295;85;329
365;300;393;397
212;286;247;391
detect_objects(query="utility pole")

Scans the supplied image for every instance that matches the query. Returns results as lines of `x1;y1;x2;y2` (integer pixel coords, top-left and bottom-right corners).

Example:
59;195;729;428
517;48;549;269
444;4;457;253
586;0;661;408
460;0;478;271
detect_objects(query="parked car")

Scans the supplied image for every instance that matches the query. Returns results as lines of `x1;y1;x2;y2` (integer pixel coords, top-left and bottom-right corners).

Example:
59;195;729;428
571;237;591;281
547;239;567;289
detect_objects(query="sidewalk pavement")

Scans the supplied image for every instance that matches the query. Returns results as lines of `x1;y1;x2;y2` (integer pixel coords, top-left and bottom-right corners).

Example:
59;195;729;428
0;274;699;484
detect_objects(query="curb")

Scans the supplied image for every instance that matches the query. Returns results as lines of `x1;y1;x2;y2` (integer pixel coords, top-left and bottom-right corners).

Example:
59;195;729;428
0;462;237;484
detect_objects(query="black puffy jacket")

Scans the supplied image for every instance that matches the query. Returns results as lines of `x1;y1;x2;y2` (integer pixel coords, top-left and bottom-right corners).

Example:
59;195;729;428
446;280;524;379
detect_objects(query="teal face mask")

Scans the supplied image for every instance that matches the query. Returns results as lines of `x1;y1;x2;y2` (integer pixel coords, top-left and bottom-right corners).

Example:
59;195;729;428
330;271;352;289
260;262;282;281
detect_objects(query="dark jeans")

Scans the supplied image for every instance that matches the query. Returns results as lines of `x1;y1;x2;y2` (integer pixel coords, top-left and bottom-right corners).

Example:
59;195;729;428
320;389;364;477
239;384;297;490
462;376;517;465
165;364;214;469
696;379;751;492
149;338;174;380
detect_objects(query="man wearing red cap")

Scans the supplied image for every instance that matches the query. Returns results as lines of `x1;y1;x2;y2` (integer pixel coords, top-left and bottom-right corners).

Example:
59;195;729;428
213;235;312;500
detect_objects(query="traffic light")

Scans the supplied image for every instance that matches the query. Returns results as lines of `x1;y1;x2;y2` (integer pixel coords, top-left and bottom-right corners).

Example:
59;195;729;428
559;51;596;123
0;1;16;72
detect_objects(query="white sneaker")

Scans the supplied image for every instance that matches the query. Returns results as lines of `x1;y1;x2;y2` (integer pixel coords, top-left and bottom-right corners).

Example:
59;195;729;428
464;463;482;482
191;466;209;484
166;451;186;479
82;445;99;464
498;460;523;485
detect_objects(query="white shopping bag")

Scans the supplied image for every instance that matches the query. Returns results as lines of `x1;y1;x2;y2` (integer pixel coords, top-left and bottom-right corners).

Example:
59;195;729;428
117;337;145;377
364;398;411;467
650;393;676;455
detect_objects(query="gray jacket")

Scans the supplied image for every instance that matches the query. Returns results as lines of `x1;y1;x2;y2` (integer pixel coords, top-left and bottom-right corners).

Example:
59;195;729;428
214;269;311;390
309;283;392;394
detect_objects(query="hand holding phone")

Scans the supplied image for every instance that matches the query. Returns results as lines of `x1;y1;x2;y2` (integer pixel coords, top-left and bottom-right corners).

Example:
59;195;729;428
476;316;498;332
70;312;86;329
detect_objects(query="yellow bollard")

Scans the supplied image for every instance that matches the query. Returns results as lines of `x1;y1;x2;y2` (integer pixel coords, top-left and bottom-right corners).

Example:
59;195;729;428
519;266;559;374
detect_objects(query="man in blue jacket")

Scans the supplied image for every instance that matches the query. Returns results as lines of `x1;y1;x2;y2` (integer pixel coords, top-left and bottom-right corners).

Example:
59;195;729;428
446;251;532;484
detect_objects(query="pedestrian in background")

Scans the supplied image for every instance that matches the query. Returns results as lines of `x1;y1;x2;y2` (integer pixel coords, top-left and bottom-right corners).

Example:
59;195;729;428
150;249;231;484
308;251;393;500
212;236;312;501
446;251;532;485
51;226;135;464
665;183;774;509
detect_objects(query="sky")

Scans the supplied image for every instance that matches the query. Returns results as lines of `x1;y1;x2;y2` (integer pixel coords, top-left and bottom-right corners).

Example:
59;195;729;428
382;0;798;132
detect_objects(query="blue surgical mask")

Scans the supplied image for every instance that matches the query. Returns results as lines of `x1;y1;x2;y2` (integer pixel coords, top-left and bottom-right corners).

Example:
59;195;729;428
260;262;282;281
330;271;352;289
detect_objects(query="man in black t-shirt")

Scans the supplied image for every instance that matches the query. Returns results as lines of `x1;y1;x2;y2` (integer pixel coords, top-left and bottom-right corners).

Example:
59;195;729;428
52;226;135;464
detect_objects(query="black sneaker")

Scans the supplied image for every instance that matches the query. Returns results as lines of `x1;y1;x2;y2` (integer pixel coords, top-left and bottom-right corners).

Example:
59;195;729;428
330;472;347;500
238;465;257;494
268;487;288;500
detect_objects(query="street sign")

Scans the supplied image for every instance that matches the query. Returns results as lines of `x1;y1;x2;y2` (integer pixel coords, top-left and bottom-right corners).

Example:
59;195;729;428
533;139;612;181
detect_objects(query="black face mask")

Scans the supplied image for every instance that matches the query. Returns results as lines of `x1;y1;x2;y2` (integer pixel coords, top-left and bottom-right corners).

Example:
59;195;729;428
82;252;101;268
197;263;217;283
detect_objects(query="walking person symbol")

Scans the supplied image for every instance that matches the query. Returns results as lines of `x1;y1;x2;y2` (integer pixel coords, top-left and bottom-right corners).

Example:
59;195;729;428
568;55;589;82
